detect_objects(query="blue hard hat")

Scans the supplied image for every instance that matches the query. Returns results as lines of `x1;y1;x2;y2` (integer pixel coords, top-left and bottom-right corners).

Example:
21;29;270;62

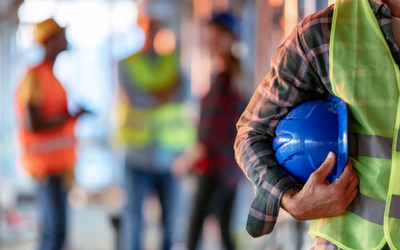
273;97;348;184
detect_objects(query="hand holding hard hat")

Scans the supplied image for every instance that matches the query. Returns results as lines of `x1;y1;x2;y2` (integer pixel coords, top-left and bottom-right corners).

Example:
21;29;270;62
275;97;359;220
281;152;358;221
273;97;348;183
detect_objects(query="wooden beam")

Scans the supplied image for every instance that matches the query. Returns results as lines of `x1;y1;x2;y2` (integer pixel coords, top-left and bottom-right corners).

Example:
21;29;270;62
284;0;298;38
254;0;274;88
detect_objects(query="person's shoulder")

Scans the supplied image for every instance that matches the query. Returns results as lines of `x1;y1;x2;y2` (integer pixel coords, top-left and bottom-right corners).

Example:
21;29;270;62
295;4;335;53
17;67;42;104
20;67;39;87
298;4;335;34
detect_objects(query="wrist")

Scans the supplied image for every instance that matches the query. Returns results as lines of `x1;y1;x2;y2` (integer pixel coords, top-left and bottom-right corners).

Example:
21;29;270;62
280;188;299;214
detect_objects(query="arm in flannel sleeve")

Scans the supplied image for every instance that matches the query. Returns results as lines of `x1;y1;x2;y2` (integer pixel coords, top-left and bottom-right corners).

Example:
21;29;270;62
234;23;329;237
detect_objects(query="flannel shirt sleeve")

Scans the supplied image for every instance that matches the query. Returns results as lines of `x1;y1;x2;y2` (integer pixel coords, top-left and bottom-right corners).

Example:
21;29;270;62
234;23;329;237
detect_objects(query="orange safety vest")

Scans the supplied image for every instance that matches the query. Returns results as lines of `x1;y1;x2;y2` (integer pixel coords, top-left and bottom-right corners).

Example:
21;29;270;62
15;60;76;177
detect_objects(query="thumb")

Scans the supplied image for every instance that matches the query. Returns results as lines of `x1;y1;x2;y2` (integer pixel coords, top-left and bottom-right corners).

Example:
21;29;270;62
313;152;336;182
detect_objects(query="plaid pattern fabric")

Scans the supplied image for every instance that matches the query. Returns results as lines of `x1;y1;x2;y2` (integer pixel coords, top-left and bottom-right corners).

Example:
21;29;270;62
310;237;342;250
199;71;247;189
234;0;400;238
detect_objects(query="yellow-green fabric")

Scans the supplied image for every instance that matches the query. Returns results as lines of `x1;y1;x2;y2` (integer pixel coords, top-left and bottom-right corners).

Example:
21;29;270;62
122;52;179;92
117;51;195;150
152;102;196;151
116;103;152;148
309;0;400;249
117;101;196;150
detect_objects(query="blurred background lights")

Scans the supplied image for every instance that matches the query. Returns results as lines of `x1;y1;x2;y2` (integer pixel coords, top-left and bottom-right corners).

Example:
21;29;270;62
53;2;77;27
66;1;111;49
231;41;249;59
111;1;138;33
154;28;176;56
112;25;145;60
16;24;35;48
269;0;284;7
18;0;57;24
18;0;140;49
75;147;114;190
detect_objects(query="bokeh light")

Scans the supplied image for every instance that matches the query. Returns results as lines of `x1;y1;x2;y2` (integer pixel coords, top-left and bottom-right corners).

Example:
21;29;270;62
111;1;138;33
154;28;176;56
66;2;111;49
269;0;284;7
18;0;57;23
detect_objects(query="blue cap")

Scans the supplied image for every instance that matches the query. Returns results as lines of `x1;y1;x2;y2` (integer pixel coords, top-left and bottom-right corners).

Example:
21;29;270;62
210;12;240;37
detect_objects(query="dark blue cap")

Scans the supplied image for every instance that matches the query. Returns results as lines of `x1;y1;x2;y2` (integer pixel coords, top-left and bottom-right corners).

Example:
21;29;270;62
210;12;240;37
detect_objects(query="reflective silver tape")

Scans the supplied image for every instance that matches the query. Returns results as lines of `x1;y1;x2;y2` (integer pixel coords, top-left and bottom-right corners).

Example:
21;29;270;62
348;133;392;159
347;193;385;225
25;137;75;154
389;195;400;219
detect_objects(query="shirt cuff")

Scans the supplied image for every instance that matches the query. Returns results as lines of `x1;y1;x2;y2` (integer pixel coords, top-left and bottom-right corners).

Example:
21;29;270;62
246;166;301;237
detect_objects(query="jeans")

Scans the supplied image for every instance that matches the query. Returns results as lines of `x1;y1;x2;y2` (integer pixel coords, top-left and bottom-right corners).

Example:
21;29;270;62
187;175;236;250
37;176;68;250
120;166;178;250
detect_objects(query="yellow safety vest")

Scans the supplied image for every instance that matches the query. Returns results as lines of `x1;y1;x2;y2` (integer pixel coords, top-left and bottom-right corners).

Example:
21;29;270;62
122;52;179;92
117;103;152;148
309;0;400;249
151;102;197;151
117;52;195;151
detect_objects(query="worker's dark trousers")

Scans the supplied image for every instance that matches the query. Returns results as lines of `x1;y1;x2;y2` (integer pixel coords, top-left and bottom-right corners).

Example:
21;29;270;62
37;176;68;250
120;166;177;250
187;175;236;250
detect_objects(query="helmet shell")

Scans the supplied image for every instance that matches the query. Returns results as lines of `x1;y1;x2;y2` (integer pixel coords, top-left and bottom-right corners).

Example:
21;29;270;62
273;97;348;183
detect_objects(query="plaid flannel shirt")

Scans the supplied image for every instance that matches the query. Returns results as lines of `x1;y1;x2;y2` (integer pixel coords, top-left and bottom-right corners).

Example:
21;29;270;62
199;71;247;189
234;0;400;238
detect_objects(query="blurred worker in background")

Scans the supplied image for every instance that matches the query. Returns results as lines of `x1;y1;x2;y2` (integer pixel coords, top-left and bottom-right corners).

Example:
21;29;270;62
15;18;89;250
173;12;247;250
116;15;196;250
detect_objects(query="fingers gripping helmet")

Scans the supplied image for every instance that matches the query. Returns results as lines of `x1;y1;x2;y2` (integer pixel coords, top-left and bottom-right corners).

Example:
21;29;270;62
273;97;348;183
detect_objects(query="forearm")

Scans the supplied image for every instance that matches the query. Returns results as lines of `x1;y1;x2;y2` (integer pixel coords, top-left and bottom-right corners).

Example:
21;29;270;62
24;106;73;131
235;120;301;236
183;142;207;167
234;20;333;236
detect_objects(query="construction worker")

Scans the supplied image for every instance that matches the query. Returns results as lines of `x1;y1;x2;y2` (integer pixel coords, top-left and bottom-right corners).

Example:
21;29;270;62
173;12;248;250
235;0;400;249
15;18;88;250
117;17;196;250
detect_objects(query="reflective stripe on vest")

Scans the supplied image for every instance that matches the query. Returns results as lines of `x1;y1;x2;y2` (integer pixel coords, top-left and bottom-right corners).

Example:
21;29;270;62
347;130;400;160
24;136;75;154
346;194;400;225
308;0;400;249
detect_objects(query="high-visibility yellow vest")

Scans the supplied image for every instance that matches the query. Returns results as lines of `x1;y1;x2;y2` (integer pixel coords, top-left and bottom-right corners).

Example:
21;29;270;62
117;51;196;150
309;0;400;249
116;103;152;148
152;102;197;151
122;52;179;92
